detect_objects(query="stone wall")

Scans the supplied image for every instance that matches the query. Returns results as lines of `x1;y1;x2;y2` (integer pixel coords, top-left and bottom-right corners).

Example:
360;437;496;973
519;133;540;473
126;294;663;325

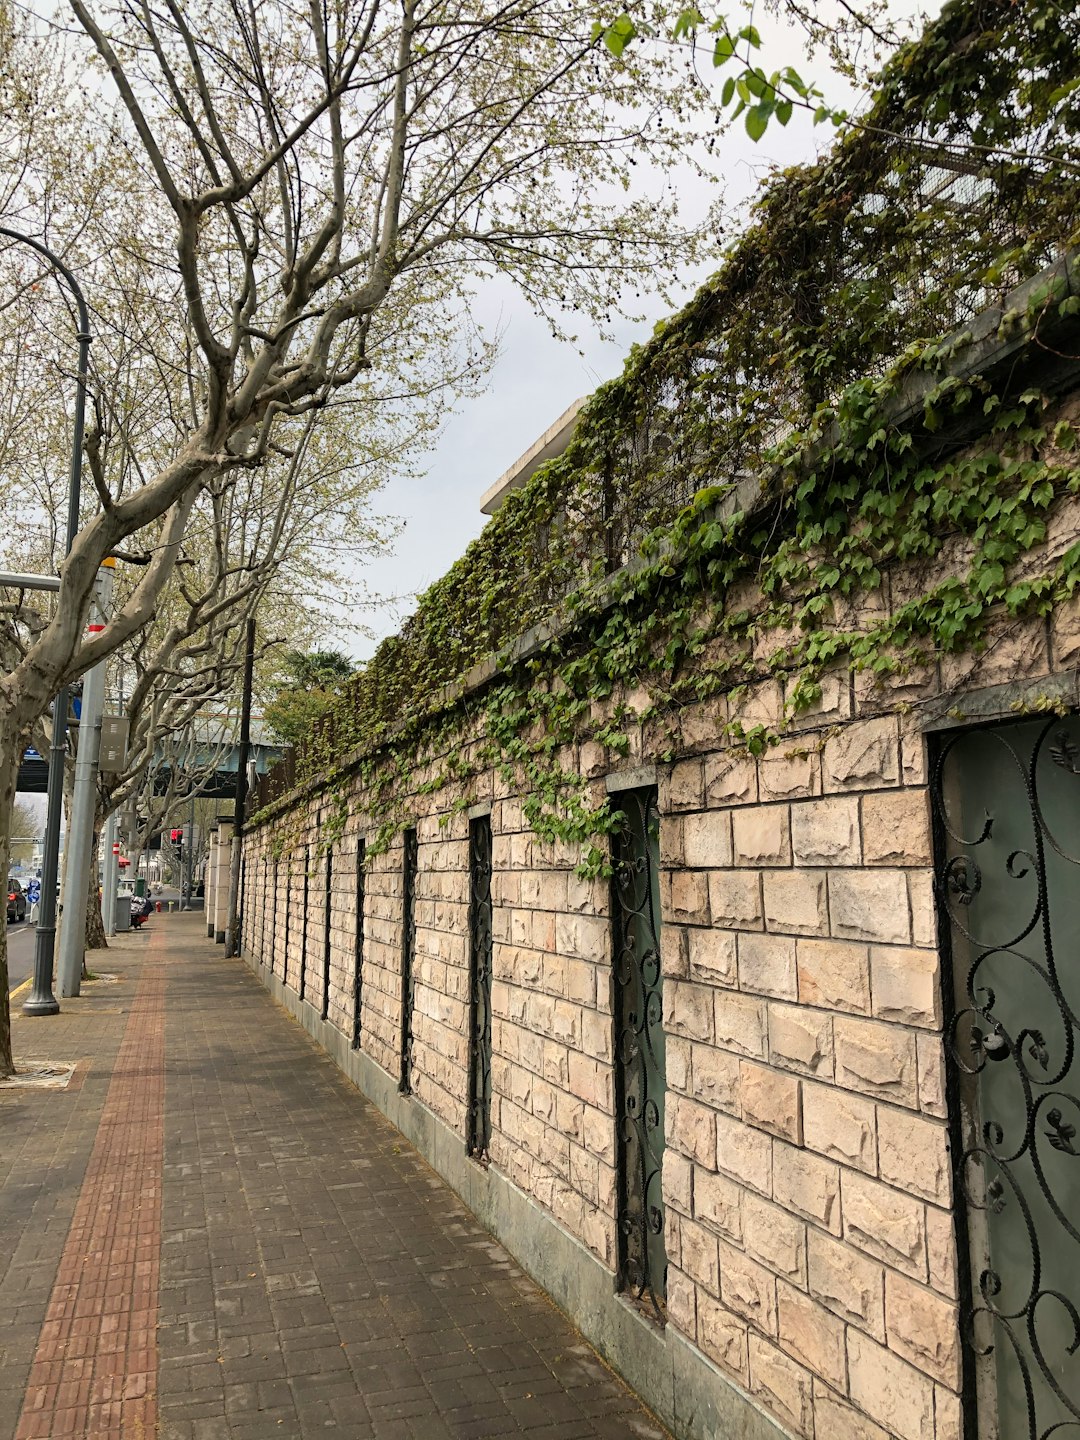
238;400;1080;1440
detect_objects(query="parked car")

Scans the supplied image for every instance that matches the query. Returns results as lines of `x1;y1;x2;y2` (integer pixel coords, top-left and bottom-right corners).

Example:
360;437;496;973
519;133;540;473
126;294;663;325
7;877;26;922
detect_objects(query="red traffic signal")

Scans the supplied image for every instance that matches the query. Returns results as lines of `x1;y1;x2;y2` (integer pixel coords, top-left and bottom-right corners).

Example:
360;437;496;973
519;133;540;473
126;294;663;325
170;828;183;843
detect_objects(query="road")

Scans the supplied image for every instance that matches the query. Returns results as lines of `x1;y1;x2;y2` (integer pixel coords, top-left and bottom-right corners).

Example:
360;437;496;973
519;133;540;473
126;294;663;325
6;918;36;992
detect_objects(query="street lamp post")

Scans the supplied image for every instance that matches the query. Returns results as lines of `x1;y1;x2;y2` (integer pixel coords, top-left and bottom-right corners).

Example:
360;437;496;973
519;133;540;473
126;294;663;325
0;226;92;1018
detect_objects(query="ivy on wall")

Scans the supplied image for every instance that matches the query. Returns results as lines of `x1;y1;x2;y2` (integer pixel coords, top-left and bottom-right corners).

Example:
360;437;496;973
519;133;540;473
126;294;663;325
251;0;1080;870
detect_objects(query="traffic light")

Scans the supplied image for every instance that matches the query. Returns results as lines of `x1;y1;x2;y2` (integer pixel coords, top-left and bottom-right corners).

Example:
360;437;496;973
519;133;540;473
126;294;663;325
170;828;183;844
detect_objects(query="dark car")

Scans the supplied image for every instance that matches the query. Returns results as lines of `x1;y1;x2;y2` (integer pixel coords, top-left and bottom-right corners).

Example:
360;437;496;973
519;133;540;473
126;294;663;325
7;878;26;922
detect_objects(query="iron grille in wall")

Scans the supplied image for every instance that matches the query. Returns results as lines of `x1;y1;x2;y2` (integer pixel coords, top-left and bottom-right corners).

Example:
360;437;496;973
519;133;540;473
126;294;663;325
399;829;418;1094
933;714;1080;1440
299;844;310;1001
467;815;494;1159
321;845;333;1022
281;857;290;986
610;786;667;1319
353;839;366;1051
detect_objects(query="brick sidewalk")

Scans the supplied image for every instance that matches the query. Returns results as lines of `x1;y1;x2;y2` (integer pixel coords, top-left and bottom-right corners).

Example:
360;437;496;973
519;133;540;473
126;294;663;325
1;915;671;1440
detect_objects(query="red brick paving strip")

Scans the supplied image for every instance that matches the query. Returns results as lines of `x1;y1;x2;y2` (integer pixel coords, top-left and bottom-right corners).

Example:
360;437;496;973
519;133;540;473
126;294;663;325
15;934;165;1440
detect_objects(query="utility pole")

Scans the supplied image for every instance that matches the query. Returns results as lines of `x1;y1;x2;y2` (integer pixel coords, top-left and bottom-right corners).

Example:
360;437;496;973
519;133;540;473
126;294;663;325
225;618;256;958
180;789;195;910
57;559;114;999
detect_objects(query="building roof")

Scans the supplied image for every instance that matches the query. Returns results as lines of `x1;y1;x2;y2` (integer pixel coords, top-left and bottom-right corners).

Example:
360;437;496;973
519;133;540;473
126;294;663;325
479;398;587;515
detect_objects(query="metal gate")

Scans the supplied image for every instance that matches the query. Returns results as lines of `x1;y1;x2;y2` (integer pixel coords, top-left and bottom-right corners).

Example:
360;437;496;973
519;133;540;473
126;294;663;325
933;714;1080;1439
352;839;366;1051
467;815;493;1159
610;786;667;1318
399;829;417;1095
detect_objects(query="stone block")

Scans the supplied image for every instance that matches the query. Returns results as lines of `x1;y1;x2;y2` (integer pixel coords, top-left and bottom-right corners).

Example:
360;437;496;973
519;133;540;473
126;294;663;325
908;869;936;947
667;1036;692;1093
925;1205;959;1300
916;1033;947;1120
661;925;689;980
742;1192;806;1284
666;870;711;925
705;752;758;806
718;1239;777;1334
847;1330;935;1440
790;796;861;866
748;1333;814;1439
740;1061;801;1143
759;750;820;802
695;1167;743;1244
687;927;737;985
811;1383;893;1440
777;1281;846;1389
732;806;791;866
737;933;796;999
861;789;932;866
763;872;828;936
680;1215;721;1294
877;1107;951;1205
697;1292;749;1381
829;870;910;944
707;870;763;930
772;1141;841;1235
802;1081;876;1172
870;945;941;1028
690;1044;741;1113
668;759;704;811
807;1227;885;1340
796;937;871;1013
834;1014;918;1106
768;1003;833;1079
713;991;767;1059
885;1270;961;1387
715;1111;772;1195
667;981;715;1043
823;717;900;792
667;1095;716;1167
843;1170;927;1278
665;1150;692;1213
684;811;734;869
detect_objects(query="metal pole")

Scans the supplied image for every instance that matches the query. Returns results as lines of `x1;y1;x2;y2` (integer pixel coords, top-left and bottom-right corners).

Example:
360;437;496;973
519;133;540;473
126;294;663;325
0;227;93;1019
225;618;256;958
57;562;113;999
102;810;118;937
180;789;195;910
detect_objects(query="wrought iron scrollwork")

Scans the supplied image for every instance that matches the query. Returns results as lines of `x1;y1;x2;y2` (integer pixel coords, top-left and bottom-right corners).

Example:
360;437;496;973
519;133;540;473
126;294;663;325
399;829;418;1094
353;839;366;1051
933;716;1080;1439
610;787;667;1320
299;844;310;1001
467;816;494;1159
321;846;333;1022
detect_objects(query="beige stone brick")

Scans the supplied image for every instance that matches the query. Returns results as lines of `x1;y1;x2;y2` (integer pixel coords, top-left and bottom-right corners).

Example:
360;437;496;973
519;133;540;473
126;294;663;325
742;1191;806;1283
803;1081;876;1172
667;981;715;1043
667;869;711;925
935;1384;963;1440
740;1061;801;1143
665;1264;697;1340
661;926;689;981
668;759;704;811
796;937;871;1013
823;716;900;793
738;933;796;999
768;1003;833;1079
554;912;608;963
877;1107;951;1205
811;1383;893;1440
707;870;763;930
847;1330;935;1440
763;872;828;936
683;810;734;869
695;1167;743;1244
807;1227;885;1339
843;1171;927;1278
790;796;861;866
759;750;820;802
683;1047;733;1117
907;869;936;947
713;991;768;1059
861;789;932;866
916;1033;947;1119
885;1270;961;1387
680;1216;721;1295
705;752;758;806
871;945;941;1028
748;1334;814;1438
925;1205;958;1299
718;1239;777;1333
666;1036;692;1094
732;806;791;866
687;927;737;985
777;1281;846;1389
715;1111;772;1195
834;1014;918;1106
665;1150;692;1214
772;1141;841;1234
829;869;910;944
667;1095;716;1167
698;1293;748;1381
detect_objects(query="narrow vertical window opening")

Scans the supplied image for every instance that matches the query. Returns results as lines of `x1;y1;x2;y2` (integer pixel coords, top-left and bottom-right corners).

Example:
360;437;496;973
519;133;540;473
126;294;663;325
352;839;366;1051
399;828;418;1094
467;816;494;1159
